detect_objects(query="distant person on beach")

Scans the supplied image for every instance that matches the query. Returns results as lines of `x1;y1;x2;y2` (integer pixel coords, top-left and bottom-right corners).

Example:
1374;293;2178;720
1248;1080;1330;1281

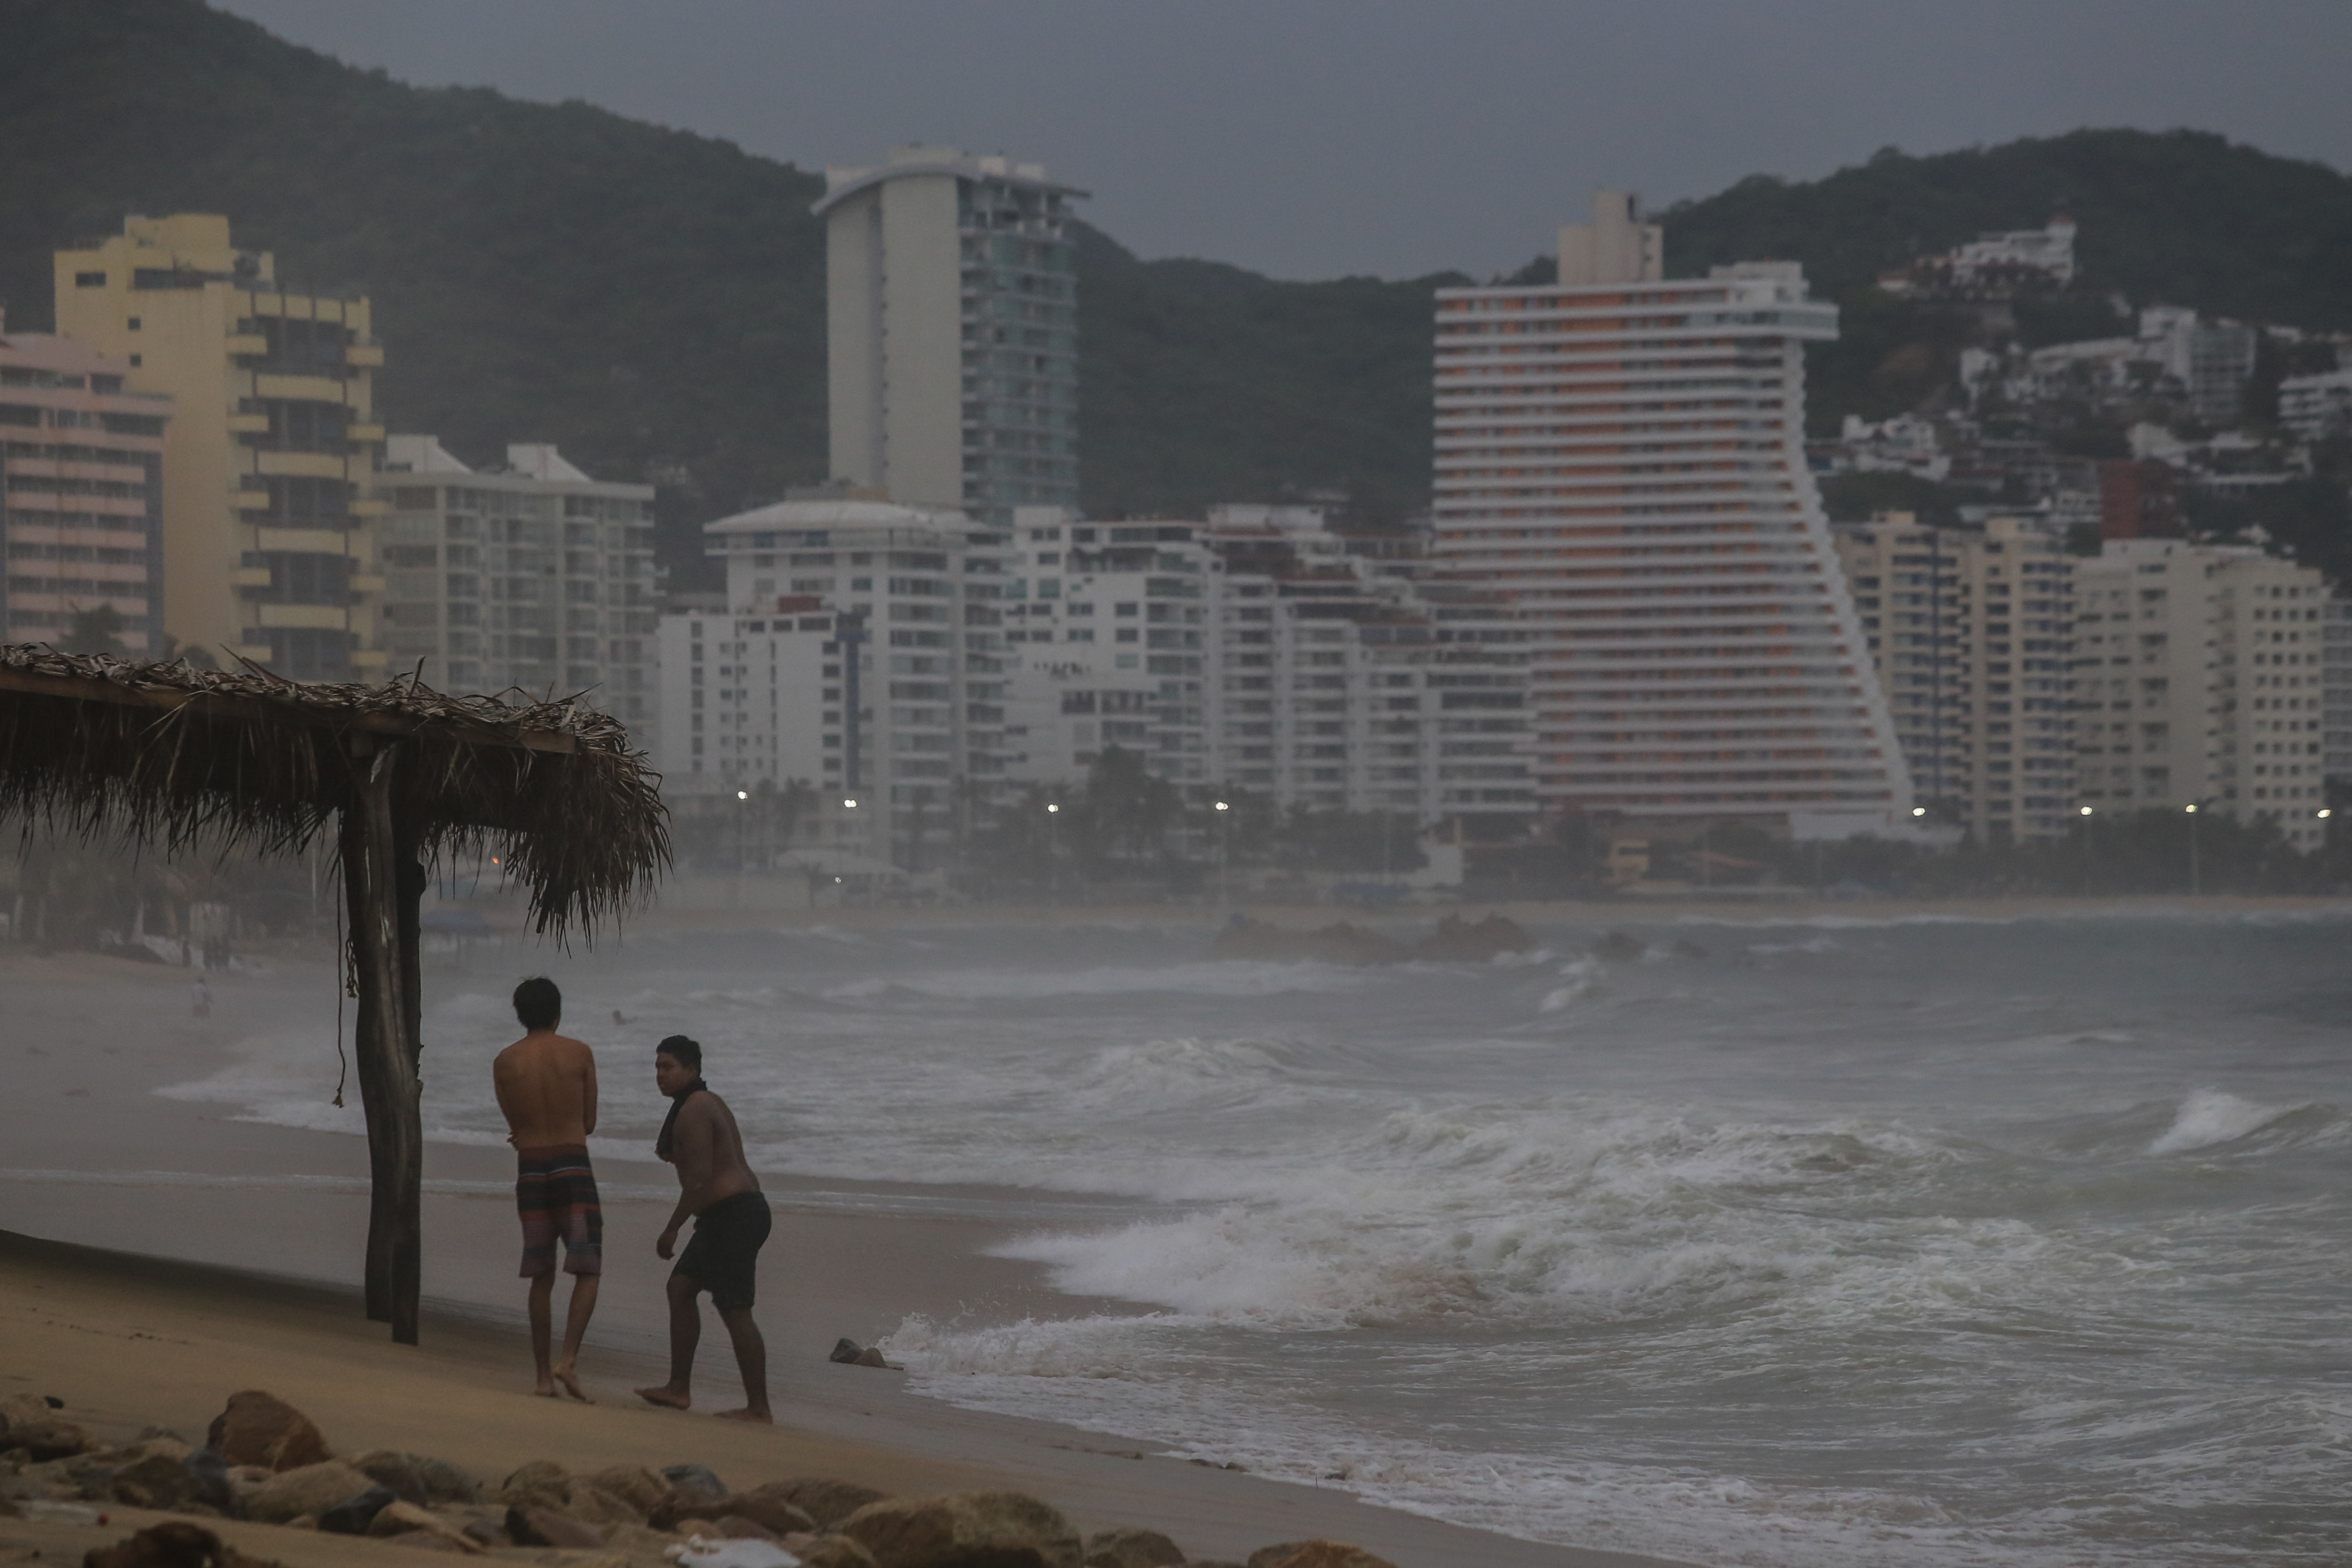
190;976;210;1019
491;976;601;1402
634;1035;772;1422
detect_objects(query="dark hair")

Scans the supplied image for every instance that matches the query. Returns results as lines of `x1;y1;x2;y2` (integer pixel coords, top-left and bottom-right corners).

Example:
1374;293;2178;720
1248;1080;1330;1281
655;1034;702;1073
513;976;562;1031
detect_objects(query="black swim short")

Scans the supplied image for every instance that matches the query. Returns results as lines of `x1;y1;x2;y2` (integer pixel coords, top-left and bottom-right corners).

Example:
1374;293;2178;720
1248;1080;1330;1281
674;1190;771;1311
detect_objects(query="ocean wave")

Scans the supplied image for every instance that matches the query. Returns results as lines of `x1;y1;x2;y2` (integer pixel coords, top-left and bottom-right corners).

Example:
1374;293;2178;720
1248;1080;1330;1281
2147;1089;2308;1155
820;961;1374;1003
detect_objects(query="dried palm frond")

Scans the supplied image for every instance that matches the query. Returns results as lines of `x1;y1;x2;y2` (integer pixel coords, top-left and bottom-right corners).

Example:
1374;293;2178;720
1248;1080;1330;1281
0;645;667;937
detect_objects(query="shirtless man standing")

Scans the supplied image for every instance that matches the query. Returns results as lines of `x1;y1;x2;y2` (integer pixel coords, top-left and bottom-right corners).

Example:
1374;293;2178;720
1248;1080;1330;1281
633;1035;772;1422
491;977;600;1401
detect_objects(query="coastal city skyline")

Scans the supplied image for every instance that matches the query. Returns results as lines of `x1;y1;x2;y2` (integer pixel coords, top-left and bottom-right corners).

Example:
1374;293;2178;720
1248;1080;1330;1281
11;9;2352;1568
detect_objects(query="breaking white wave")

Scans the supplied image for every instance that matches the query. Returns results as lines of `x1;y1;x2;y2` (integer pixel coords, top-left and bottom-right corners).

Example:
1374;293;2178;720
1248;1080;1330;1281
2147;1089;2294;1155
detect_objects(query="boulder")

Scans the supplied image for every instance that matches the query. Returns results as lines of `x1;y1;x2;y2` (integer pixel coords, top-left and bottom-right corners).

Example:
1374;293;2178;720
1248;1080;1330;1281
507;1502;608;1549
839;1490;1082;1568
0;1392;59;1429
82;1520;273;1568
660;1462;727;1500
570;1485;653;1530
7;1416;92;1462
108;1451;202;1511
584;1464;670;1517
1084;1528;1186;1568
599;1521;686;1567
1592;931;1644;962
499;1458;573;1510
350;1450;433;1506
1246;1545;1399;1568
770;1479;890;1528
206;1391;330;1472
657;1481;817;1536
789;1536;882;1568
830;1337;867;1363
181;1449;234;1512
244;1460;377;1524
1412;913;1535;963
319;1482;399;1535
366;1498;485;1553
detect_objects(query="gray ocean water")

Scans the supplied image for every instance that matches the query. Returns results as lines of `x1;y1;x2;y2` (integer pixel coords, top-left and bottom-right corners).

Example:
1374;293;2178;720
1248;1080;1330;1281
173;910;2352;1566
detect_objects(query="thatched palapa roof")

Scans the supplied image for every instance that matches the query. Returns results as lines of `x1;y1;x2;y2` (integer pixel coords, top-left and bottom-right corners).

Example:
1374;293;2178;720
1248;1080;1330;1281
0;645;667;935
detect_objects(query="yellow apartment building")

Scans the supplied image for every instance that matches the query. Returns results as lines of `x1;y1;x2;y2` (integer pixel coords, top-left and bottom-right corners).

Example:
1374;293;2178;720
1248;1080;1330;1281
53;215;386;678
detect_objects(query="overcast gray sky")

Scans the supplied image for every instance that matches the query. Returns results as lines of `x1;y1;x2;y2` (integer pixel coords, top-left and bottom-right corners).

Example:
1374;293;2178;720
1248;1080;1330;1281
215;0;2352;282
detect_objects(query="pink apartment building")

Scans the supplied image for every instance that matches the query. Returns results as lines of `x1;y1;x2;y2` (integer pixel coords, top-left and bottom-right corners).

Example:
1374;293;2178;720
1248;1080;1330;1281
0;324;169;653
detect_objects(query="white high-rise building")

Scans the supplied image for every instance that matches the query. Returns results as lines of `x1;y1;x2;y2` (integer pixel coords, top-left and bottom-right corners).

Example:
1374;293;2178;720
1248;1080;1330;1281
815;146;1083;528
2074;539;2329;847
993;504;1534;823
652;496;1011;866
373;437;657;731
1430;191;1910;833
1834;514;2077;841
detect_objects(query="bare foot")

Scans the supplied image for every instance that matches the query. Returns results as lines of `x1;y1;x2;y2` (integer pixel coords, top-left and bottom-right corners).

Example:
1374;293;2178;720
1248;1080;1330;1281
634;1385;691;1410
533;1383;559;1399
552;1368;593;1404
714;1407;772;1424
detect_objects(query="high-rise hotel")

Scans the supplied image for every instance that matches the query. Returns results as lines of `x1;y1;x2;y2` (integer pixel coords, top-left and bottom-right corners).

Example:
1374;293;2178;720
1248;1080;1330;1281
814;146;1082;529
1430;193;1909;832
55;215;387;680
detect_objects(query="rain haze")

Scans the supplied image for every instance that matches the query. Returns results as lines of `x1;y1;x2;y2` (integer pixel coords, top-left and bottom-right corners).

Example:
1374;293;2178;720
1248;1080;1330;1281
10;3;2352;1567
213;0;2352;278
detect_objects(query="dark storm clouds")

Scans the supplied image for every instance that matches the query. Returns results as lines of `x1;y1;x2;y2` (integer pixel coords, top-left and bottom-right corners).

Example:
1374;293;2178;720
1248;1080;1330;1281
214;0;2352;280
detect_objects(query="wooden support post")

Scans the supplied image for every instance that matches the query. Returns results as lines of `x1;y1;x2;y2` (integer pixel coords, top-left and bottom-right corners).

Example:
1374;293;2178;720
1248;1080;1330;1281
341;742;424;1345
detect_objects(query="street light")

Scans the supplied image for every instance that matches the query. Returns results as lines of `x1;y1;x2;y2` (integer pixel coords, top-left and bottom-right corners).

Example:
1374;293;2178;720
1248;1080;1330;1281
2079;806;2095;817
1213;800;1231;905
842;798;858;809
2185;801;2201;896
1911;806;1926;818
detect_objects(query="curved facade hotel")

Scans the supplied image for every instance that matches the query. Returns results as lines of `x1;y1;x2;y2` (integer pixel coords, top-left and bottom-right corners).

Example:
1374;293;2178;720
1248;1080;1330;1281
1431;193;1910;829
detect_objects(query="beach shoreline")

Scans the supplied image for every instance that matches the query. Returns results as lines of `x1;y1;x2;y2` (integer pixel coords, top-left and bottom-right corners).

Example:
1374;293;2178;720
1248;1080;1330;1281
0;947;1687;1568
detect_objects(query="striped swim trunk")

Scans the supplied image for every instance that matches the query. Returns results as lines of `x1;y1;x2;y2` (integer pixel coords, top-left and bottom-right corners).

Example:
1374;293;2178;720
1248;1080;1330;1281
515;1143;602;1278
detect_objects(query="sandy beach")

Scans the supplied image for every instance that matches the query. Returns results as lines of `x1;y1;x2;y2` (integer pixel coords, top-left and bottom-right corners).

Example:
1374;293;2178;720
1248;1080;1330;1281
0;945;1689;1568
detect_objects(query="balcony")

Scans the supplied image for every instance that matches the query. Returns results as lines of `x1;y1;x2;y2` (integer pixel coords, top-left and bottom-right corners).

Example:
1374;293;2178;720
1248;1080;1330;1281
230;485;271;511
256;450;347;479
348;573;387;594
345;342;385;367
226;412;270;434
230;566;273;588
224;333;270;358
346;422;385;443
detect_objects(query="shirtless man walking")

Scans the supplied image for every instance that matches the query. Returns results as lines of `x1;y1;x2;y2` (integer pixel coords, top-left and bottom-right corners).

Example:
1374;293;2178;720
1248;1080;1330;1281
491;977;600;1401
633;1035;772;1422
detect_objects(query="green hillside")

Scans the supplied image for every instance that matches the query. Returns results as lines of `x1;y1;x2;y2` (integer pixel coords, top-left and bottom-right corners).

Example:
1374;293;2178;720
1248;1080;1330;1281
2;2;2346;577
1664;129;2352;328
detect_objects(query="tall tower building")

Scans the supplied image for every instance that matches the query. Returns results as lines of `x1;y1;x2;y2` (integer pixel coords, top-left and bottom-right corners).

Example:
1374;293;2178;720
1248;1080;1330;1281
815;146;1083;528
1430;192;1909;832
53;215;386;680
